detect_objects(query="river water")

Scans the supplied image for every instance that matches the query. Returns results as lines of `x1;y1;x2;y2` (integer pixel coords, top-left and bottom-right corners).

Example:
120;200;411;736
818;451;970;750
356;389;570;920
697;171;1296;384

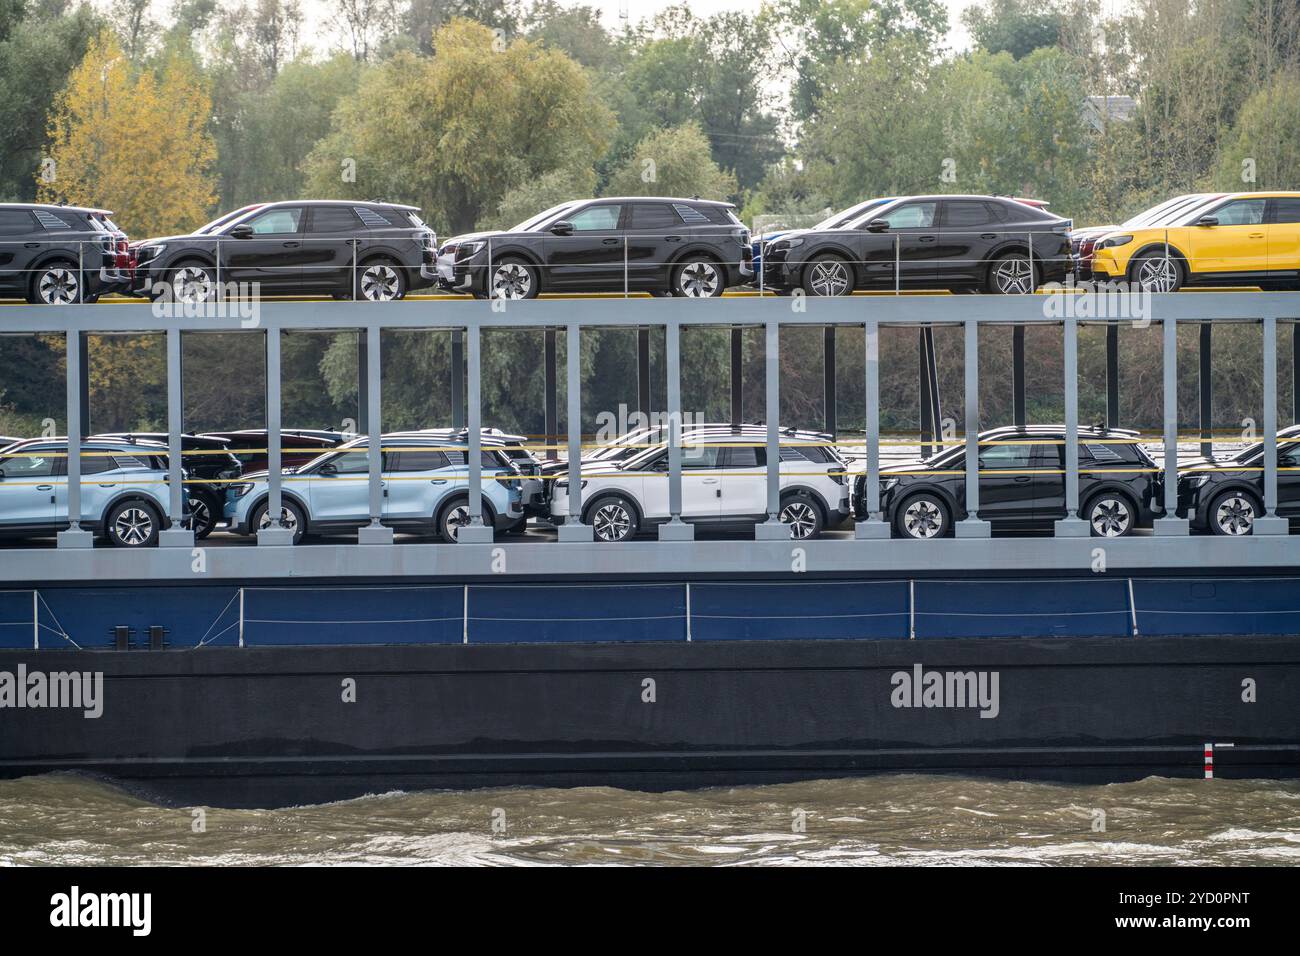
2;773;1298;866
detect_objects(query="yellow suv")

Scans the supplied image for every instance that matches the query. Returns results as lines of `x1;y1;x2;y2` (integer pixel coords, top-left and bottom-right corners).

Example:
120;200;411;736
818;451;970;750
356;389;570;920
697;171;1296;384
1091;191;1300;292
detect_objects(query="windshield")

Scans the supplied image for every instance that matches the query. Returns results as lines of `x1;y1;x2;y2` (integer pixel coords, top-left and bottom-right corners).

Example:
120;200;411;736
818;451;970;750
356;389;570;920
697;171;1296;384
198;205;264;235
510;202;579;233
815;198;890;231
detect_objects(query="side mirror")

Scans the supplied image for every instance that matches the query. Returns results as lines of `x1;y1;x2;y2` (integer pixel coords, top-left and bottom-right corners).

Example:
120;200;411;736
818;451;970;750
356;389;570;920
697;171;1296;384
229;223;254;239
1195;216;1219;227
550;220;574;236
318;462;338;476
866;218;889;233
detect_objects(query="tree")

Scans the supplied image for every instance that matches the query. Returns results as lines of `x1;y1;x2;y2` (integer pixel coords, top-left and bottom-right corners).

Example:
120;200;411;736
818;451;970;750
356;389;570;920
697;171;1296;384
0;0;102;200
38;31;218;236
1216;72;1300;190
604;123;737;201
963;0;1064;60
304;18;614;234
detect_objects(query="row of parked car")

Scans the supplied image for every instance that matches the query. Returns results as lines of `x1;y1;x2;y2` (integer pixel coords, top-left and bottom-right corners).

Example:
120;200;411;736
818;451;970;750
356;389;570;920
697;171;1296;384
5;188;1295;304
0;422;1296;546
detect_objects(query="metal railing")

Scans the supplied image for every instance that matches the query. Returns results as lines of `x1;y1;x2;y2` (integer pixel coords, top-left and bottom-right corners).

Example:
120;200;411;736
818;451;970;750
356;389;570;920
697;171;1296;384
1;292;1299;561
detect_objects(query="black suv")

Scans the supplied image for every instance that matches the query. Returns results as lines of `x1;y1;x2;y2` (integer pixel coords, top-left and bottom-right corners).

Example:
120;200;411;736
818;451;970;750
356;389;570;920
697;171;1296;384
762;195;1072;295
130;200;437;302
0;203;128;303
1178;425;1300;535
92;432;242;539
854;426;1161;538
436;197;754;298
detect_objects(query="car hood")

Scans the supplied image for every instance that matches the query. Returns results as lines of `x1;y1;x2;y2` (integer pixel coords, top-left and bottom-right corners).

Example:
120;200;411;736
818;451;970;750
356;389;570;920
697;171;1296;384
129;233;204;249
442;230;534;248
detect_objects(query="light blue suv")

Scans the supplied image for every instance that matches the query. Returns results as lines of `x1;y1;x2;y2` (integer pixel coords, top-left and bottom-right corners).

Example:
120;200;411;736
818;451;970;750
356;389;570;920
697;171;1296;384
0;437;178;547
224;433;524;544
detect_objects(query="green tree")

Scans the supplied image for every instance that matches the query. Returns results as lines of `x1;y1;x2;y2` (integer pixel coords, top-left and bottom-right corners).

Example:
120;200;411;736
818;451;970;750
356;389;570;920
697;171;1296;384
481;164;596;231
604;123;737;200
304;18;614;234
963;0;1064;60
1215;72;1300;190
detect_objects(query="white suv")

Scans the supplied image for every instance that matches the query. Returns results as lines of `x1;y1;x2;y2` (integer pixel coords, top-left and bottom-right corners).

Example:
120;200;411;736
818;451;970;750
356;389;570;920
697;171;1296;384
550;426;850;541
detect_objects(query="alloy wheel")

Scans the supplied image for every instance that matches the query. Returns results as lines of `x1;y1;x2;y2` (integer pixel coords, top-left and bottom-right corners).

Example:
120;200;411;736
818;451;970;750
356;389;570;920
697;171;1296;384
1136;256;1179;293
1214;495;1255;535
1088;497;1132;537
114;507;154;546
173;266;214;304
444;504;471;540
360;263;400;301
902;498;944;538
993;257;1035;294
38;268;80;305
491;263;532;299
188;496;212;535
257;506;298;533
780;501;819;538
677;261;720;297
807;260;850;296
592;502;633;541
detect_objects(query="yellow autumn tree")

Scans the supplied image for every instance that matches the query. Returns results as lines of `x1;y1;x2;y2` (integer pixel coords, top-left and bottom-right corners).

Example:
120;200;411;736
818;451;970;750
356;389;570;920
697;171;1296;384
38;32;217;237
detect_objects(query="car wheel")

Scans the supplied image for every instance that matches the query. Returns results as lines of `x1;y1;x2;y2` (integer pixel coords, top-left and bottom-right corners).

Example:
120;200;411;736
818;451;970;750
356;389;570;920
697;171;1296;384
1129;251;1184;293
167;262;218;304
438;497;493;543
1208;490;1258;536
987;253;1037;294
1085;493;1134;537
802;255;853;296
587;495;639;542
895;493;949;539
27;262;82;305
252;499;306;545
188;490;220;539
779;493;824;539
105;500;161;548
489;257;538;299
358;259;406;302
672;258;724;297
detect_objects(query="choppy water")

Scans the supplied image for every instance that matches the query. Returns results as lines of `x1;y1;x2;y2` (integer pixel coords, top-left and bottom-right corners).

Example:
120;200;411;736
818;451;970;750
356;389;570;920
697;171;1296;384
3;773;1299;865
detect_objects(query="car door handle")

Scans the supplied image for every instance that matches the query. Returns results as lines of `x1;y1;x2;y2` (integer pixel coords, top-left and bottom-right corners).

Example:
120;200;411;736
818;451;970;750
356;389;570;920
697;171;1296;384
430;479;447;484
1014;475;1031;482
602;238;620;245
1250;233;1265;239
981;233;998;240
665;236;682;242
98;483;117;488
282;241;300;248
702;477;719;484
24;242;41;249
918;235;936;242
36;484;53;491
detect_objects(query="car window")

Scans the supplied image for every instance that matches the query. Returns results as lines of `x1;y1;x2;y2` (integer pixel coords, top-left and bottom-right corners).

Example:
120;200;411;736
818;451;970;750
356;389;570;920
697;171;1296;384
79;453;118;476
628;203;682;231
568;205;622;231
1212;199;1266;226
1272;198;1300;224
0;209;34;235
307;206;363;234
0;450;57;478
246;208;303;235
978;443;1032;471
944;201;996;228
725;446;762;468
393;450;451;472
324;450;370;474
878;202;937;229
681;445;720;470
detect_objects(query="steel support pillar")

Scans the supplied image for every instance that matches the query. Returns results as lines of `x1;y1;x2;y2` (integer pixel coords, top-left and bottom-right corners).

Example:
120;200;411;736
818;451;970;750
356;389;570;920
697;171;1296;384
159;327;194;547
1106;323;1119;429
856;318;889;538
558;323;592;542
660;319;693;540
544;328;558;461
56;331;91;548
1013;324;1027;428
730;327;743;425
451;329;465;429
358;324;393;544
258;328;294;545
1154;317;1189;535
1258;315;1288;534
956;319;990;537
460;322;494;543
756;319;788;539
1055;315;1088;536
823;325;837;438
1199;323;1213;457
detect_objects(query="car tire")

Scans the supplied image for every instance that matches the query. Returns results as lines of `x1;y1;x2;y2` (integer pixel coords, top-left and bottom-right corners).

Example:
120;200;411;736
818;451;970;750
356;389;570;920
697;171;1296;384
188;489;221;540
1128;250;1184;293
164;261;218;304
894;492;950;540
672;257;725;297
356;258;407;302
488;257;539;300
1207;489;1259;536
802;254;853;296
987;252;1037;294
779;493;824;539
1084;492;1135;537
586;495;639;542
104;500;162;548
251;499;306;545
437;497;494;543
26;261;83;305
